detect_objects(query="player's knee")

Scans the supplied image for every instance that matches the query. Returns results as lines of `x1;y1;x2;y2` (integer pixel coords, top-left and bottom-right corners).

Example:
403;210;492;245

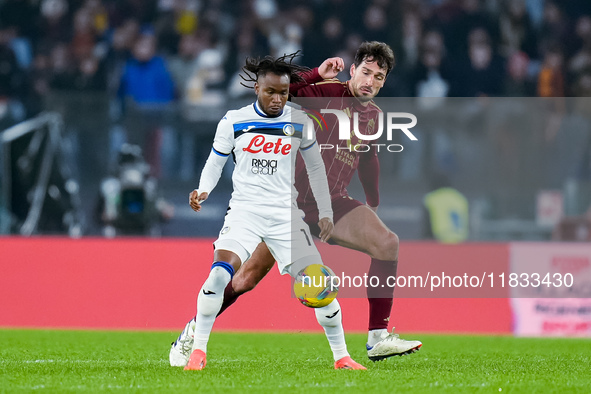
371;231;399;261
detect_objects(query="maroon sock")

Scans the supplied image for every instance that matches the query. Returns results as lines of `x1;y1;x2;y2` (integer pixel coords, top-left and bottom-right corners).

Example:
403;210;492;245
366;258;398;331
216;281;241;317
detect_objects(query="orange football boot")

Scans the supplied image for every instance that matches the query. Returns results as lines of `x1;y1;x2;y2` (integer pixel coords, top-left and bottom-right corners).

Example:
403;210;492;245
184;349;207;370
334;356;367;370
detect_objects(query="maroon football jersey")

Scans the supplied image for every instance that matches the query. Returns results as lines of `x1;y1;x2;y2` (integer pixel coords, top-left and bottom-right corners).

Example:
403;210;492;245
292;68;381;210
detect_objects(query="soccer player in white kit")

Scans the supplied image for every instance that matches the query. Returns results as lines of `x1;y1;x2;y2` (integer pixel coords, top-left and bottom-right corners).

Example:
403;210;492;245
183;54;365;370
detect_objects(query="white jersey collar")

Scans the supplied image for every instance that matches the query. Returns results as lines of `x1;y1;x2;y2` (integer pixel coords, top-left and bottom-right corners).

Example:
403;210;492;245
253;100;284;118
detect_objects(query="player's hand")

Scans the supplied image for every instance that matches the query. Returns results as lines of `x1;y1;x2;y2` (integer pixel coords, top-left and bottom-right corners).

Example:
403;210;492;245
317;217;334;243
189;189;208;212
318;57;345;79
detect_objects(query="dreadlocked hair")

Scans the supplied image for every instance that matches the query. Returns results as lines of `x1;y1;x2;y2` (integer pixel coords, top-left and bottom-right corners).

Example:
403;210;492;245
240;51;310;89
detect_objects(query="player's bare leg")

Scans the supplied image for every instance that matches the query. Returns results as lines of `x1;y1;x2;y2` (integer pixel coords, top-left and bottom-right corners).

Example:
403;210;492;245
329;205;398;259
218;243;276;314
329;205;421;359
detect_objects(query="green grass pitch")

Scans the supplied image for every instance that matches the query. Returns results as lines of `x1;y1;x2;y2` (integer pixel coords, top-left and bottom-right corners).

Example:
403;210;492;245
1;329;590;393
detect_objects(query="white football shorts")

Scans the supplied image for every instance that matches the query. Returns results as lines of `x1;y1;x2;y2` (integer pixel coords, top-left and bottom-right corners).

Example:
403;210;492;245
213;205;322;275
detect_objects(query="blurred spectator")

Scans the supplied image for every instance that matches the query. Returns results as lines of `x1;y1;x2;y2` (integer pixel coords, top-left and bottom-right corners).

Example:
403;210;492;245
167;32;209;97
36;0;72;49
182;47;226;107
0;0;35;70
48;42;76;90
498;0;537;58
84;0;109;36
0;25;27;126
573;68;591;97
568;15;591;83
71;56;107;91
226;24;268;98
70;7;99;62
504;50;536;96
537;43;565;97
525;0;545;30
412;30;451;98
118;33;174;105
104;18;140;94
398;9;423;69
25;49;53;116
449;28;505;97
153;0;200;55
269;22;303;60
360;4;389;43
538;1;573;58
117;33;176;178
441;0;497;60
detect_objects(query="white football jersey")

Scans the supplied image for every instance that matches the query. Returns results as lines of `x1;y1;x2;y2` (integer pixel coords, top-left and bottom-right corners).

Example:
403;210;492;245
199;101;330;216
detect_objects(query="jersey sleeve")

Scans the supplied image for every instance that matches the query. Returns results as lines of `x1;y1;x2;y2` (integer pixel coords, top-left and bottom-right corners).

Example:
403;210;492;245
300;116;317;150
299;122;333;221
197;114;233;194
358;150;380;207
211;114;234;155
290;67;323;97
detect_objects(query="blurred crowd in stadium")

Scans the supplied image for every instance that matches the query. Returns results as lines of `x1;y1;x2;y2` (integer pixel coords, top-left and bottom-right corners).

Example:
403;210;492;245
2;0;591;128
2;0;591;238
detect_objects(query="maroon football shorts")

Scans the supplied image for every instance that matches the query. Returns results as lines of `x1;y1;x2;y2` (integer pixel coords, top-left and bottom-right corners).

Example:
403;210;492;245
299;195;364;244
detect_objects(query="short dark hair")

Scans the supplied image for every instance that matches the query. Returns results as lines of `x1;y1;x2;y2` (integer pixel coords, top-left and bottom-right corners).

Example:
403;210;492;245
354;41;395;75
241;52;310;88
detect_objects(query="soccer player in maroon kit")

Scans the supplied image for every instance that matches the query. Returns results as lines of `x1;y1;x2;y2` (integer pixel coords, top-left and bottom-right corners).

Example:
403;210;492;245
171;42;422;365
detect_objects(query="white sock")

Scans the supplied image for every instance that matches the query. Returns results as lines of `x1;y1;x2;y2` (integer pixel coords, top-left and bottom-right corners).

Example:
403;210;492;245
315;299;349;361
367;329;388;347
192;266;232;353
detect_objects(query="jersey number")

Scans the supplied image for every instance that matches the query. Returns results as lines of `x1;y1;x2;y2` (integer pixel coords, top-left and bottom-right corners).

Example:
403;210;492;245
300;229;311;246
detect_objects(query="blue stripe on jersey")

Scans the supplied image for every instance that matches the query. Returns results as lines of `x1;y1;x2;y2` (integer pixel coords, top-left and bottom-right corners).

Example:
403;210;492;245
233;122;304;140
235;128;303;140
233;122;304;133
212;147;230;156
300;140;317;150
